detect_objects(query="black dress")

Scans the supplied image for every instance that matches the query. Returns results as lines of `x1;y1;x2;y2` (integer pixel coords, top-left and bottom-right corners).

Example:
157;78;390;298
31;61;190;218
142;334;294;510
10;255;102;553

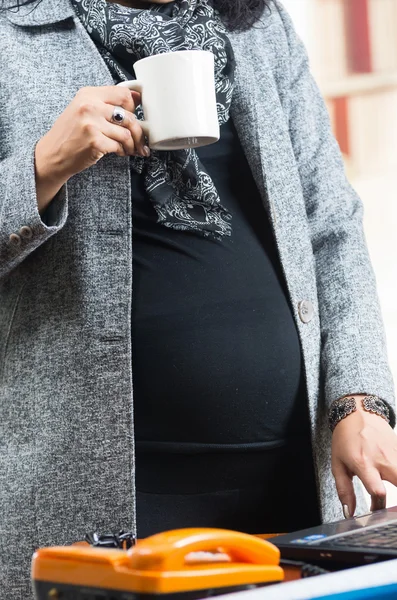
131;119;320;537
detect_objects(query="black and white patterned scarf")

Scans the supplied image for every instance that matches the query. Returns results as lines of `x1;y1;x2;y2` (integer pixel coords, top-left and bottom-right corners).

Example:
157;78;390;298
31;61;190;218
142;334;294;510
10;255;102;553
71;0;236;238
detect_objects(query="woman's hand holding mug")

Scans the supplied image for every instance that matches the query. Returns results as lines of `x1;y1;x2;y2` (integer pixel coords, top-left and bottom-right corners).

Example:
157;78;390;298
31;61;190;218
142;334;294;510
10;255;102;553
34;50;219;212
34;85;147;213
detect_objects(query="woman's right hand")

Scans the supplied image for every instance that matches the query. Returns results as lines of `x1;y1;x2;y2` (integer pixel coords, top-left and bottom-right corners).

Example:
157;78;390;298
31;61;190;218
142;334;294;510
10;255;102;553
34;85;147;212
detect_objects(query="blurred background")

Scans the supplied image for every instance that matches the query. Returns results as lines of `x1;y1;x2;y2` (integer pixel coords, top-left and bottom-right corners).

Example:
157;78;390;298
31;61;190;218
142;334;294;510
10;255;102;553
283;0;397;505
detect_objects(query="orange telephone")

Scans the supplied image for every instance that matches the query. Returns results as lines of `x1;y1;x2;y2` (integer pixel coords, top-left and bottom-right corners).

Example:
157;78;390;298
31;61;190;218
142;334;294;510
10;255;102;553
31;528;284;599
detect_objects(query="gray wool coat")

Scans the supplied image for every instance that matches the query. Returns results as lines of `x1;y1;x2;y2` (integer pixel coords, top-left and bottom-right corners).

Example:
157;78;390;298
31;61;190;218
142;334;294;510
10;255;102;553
0;0;395;597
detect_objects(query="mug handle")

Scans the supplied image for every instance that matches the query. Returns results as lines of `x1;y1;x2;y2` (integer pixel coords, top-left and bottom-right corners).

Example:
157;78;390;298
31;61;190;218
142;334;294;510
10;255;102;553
116;80;150;137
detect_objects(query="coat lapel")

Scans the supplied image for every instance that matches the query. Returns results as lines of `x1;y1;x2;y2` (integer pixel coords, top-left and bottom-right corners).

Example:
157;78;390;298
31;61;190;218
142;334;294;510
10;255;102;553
228;25;305;231
229;31;275;222
5;0;75;26
229;28;317;298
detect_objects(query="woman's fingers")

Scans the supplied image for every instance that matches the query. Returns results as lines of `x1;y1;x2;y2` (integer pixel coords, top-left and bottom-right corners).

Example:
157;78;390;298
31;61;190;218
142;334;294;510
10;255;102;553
375;460;397;511
379;449;397;488
331;407;397;518
102;121;141;157
125;114;147;156
97;85;138;113
88;133;128;162
332;461;356;518
370;494;387;512
354;464;387;512
77;87;147;157
97;134;127;158
104;108;147;157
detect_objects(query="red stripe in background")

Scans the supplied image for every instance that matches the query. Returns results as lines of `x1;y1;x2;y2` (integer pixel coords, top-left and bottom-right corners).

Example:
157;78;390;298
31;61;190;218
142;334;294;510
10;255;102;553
333;97;350;157
345;0;373;73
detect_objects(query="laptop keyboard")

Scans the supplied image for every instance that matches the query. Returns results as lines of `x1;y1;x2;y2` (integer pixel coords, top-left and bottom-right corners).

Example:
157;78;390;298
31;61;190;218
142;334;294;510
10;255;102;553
319;522;397;548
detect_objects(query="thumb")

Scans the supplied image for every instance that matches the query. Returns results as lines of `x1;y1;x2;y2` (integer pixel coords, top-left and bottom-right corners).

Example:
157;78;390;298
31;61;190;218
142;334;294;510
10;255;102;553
332;461;356;519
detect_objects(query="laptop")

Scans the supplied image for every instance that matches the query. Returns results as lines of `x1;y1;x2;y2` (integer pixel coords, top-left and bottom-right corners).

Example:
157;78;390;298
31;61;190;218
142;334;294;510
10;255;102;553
272;506;397;567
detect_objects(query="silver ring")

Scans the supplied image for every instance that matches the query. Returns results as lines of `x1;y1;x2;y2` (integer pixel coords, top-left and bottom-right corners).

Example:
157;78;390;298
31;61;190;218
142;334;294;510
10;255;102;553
111;106;126;125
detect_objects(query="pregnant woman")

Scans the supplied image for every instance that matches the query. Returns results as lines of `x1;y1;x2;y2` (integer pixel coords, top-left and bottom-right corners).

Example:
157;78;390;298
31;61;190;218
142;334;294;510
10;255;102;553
1;0;397;597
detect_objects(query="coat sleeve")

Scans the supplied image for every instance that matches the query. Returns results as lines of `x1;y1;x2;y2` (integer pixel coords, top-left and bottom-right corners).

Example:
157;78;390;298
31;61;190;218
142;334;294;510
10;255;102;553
274;0;396;425
0;141;68;279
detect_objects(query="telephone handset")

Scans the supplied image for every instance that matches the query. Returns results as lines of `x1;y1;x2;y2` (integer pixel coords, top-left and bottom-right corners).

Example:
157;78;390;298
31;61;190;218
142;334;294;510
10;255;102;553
32;528;284;599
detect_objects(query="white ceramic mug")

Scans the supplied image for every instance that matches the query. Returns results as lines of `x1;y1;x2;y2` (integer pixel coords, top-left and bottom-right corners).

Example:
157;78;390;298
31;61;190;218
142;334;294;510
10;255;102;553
117;50;220;151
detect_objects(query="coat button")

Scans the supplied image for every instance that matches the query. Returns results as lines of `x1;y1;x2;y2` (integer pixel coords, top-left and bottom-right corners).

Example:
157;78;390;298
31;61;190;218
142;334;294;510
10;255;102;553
9;233;21;246
19;225;33;239
298;300;314;323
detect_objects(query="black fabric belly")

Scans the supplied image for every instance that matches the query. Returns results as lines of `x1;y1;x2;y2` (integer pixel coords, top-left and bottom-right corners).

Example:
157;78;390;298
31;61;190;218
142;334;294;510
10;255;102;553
131;118;309;451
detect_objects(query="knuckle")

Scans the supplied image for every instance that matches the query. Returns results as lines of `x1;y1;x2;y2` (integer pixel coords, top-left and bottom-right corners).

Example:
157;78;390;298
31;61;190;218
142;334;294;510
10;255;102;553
130;118;140;133
335;482;350;497
130;120;142;135
81;122;96;137
352;453;370;471
77;101;96;116
334;480;347;494
116;142;126;156
129;114;140;127
88;134;102;149
114;87;132;108
90;147;105;162
121;87;133;103
336;490;350;501
121;127;132;142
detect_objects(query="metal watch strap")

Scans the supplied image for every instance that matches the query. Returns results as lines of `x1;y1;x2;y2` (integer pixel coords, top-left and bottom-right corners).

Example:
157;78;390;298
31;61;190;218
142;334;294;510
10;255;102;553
328;395;391;433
